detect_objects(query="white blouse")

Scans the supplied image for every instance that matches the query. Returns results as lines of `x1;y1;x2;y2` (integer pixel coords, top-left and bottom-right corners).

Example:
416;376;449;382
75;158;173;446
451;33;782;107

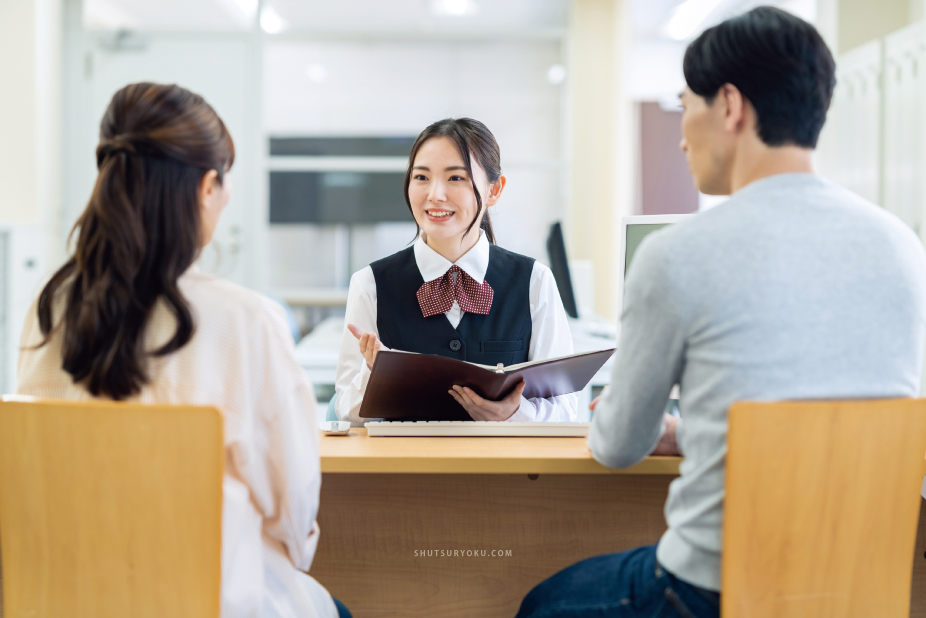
335;232;578;425
16;268;337;618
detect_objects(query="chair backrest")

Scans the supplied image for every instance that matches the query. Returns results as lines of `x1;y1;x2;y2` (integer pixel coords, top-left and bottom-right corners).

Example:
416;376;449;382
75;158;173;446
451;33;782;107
722;399;926;618
0;399;224;618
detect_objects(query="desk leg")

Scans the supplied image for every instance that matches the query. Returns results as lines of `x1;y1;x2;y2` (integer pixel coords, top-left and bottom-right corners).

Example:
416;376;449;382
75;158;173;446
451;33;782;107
913;498;926;617
310;473;674;618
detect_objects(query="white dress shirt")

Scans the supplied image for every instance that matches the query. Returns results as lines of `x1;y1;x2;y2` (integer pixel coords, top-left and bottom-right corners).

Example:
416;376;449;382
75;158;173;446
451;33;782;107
16;268;337;618
336;231;578;425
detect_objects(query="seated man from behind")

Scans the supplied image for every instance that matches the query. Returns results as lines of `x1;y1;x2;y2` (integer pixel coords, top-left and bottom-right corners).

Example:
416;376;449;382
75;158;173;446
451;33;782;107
517;7;926;618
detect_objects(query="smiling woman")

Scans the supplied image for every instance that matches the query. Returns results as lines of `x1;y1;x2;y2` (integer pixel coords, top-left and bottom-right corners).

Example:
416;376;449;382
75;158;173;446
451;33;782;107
404;118;502;256
334;117;579;426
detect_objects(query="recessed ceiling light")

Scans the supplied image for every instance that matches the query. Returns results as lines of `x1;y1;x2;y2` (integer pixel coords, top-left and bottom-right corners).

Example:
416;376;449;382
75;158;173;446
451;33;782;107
430;0;479;17
547;64;566;85
666;0;725;41
305;63;328;83
260;5;286;34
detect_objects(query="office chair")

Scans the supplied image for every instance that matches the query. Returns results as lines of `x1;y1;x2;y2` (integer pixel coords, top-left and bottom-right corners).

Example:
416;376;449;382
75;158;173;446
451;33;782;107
0;400;224;618
722;398;926;617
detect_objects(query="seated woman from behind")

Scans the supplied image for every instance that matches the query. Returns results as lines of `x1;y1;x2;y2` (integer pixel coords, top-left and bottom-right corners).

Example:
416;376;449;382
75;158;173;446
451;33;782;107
16;82;349;618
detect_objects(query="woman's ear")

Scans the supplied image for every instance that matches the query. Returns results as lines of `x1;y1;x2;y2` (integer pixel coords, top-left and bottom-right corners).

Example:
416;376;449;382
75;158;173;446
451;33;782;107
199;169;221;212
485;174;507;208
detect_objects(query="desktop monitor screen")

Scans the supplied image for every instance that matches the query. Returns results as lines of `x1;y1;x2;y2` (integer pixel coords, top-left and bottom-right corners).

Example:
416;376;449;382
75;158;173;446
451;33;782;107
618;215;695;312
546;222;579;319
269;171;410;224
624;224;672;275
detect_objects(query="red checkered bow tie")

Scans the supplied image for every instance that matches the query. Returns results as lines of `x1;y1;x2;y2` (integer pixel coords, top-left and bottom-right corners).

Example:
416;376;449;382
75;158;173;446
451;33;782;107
416;265;494;318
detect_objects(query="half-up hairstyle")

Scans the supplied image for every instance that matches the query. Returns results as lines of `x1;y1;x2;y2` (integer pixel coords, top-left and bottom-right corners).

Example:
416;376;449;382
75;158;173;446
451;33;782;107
37;82;235;400
403;117;501;244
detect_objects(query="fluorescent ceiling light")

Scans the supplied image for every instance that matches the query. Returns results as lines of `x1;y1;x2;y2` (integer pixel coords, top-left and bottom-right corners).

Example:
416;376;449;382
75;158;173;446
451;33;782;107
231;0;257;19
305;63;328;83
260;5;286;34
430;0;479;17
666;0;725;41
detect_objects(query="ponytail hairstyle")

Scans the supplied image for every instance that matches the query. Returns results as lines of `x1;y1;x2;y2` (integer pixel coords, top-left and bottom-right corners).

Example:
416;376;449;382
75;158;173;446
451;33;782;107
36;82;235;400
403;117;501;244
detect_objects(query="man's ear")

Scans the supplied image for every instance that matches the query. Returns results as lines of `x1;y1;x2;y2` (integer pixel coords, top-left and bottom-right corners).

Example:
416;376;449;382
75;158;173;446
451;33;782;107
720;83;747;134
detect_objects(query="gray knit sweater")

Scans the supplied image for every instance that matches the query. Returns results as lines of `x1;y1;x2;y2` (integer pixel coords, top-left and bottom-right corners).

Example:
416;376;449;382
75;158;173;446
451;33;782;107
588;173;926;591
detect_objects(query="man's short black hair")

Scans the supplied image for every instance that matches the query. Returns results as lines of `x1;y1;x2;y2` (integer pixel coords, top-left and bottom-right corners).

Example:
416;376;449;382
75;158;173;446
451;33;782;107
683;6;836;148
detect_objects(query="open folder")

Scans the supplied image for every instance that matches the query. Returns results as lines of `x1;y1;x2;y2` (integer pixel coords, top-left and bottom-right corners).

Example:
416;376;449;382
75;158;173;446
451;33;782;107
359;348;615;420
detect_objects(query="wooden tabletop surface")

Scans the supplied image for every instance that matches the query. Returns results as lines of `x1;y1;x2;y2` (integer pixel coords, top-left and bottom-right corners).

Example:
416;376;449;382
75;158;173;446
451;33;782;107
319;428;682;475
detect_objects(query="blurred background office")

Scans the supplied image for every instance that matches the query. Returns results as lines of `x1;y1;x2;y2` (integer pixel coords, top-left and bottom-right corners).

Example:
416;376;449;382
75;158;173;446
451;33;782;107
0;0;923;400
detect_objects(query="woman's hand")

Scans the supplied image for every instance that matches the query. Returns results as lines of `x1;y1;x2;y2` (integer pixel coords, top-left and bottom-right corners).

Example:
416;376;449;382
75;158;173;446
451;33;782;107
449;381;526;421
348;324;389;370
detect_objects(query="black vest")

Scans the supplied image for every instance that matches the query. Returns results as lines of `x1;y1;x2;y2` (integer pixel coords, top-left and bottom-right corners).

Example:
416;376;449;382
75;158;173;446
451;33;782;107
370;244;534;367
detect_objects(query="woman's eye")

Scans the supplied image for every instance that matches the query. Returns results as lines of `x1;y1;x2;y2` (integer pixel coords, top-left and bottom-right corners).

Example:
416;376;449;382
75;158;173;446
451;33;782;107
414;174;428;181
449;175;466;181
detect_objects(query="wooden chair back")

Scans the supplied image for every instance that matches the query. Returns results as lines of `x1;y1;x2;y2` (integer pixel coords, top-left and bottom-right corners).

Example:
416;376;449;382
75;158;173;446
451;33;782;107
722;399;926;617
0;399;224;618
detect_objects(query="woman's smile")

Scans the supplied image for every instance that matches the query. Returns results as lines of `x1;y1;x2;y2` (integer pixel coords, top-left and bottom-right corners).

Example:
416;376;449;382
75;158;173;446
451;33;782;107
425;209;455;221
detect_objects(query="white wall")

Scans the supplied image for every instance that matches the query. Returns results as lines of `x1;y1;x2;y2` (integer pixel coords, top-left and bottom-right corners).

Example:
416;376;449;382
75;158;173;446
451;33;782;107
262;39;564;291
62;24;261;288
0;0;63;227
0;0;63;392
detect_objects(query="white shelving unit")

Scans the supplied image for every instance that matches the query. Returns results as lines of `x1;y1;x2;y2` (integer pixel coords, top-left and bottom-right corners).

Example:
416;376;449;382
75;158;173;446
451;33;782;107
883;23;926;240
818;22;926;243
817;40;883;204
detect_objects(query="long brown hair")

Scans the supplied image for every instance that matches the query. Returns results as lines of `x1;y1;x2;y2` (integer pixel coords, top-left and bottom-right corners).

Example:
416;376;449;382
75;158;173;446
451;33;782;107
403;117;501;244
37;82;235;400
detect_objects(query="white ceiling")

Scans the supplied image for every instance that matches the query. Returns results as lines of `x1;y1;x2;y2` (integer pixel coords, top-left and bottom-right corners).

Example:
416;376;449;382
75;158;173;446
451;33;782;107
632;0;816;39
85;0;815;40
271;0;568;35
84;0;570;35
83;0;818;102
627;0;817;101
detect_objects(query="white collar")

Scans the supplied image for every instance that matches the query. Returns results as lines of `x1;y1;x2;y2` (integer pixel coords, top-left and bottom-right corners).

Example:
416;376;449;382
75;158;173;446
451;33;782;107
413;230;490;284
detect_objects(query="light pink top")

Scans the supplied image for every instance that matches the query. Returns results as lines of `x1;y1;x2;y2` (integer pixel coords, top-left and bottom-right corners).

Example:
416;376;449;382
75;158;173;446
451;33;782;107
17;267;336;618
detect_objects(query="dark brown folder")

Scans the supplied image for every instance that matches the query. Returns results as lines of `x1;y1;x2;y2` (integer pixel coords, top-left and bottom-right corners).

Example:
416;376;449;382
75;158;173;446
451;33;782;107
358;348;615;420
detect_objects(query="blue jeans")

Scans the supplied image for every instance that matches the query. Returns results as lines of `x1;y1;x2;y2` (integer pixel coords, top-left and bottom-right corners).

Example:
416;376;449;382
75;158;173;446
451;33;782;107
333;597;352;618
515;545;720;618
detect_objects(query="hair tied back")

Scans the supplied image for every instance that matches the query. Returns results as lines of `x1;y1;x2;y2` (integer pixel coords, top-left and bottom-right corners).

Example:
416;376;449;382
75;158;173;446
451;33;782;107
96;135;142;167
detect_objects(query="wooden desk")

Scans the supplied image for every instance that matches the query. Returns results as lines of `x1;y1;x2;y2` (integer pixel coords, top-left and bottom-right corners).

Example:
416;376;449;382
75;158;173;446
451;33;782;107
317;428;682;475
914;499;926;617
310;429;681;618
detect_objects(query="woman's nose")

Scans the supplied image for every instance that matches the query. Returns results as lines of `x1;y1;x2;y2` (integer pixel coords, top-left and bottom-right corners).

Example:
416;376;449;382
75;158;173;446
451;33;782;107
428;182;447;202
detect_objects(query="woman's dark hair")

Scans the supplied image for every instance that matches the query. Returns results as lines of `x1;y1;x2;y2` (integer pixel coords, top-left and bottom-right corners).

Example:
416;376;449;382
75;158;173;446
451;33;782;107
36;82;235;400
683;6;836;148
403;117;501;244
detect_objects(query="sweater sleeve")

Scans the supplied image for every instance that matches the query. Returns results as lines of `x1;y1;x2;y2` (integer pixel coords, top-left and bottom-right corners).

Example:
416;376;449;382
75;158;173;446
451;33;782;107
587;233;687;468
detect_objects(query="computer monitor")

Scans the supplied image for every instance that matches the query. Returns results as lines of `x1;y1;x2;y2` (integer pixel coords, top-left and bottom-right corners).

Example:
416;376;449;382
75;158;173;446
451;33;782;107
617;214;695;313
546;222;579;319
